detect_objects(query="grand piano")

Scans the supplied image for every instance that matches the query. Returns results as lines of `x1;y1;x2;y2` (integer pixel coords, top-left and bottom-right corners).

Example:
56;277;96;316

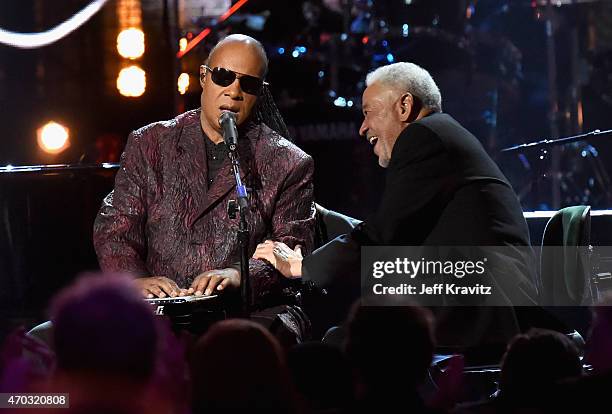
0;163;119;339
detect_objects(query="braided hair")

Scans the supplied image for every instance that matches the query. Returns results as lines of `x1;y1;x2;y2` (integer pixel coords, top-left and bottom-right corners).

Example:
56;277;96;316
253;84;292;141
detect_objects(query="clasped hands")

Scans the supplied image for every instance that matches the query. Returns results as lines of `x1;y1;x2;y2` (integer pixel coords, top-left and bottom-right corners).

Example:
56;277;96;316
136;268;240;299
252;240;303;279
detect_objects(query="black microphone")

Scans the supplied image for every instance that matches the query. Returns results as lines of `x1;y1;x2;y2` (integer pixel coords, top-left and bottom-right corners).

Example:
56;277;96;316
219;111;238;150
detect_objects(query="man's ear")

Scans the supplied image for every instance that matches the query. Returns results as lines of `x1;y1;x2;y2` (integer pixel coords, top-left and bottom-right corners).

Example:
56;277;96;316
199;65;206;87
398;93;414;122
400;93;423;123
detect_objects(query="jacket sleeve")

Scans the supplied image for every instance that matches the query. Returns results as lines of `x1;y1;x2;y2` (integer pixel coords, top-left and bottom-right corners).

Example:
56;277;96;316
93;131;150;276
249;154;316;303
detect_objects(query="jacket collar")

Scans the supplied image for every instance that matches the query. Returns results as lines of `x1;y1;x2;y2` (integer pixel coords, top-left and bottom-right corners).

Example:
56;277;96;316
177;109;259;226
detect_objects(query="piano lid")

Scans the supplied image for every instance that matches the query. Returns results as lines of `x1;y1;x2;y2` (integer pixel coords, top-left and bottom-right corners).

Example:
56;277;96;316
0;163;120;173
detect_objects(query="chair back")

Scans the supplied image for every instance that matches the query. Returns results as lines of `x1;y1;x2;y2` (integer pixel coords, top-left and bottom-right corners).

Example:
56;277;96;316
540;206;592;306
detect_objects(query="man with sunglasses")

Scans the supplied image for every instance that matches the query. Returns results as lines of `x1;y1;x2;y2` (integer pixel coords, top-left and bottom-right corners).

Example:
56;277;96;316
93;34;314;318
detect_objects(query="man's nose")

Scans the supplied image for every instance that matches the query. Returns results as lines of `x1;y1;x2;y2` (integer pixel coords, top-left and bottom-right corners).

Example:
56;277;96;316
359;121;368;138
226;79;243;99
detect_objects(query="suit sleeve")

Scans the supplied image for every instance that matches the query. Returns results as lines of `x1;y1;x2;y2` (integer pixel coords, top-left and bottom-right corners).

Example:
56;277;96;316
93;131;150;276
249;154;316;303
355;123;456;245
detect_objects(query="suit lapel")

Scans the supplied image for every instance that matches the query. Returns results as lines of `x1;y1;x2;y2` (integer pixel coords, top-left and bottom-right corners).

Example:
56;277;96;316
176;115;209;226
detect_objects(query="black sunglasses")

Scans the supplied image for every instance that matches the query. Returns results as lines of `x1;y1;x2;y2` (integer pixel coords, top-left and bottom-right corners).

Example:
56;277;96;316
203;65;268;95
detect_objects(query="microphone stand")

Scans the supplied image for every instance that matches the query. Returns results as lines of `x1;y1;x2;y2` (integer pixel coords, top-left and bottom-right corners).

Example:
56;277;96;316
226;144;251;316
501;129;612;153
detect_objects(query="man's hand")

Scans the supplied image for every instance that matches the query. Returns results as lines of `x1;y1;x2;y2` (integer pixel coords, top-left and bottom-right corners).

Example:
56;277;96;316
190;268;240;296
253;240;303;279
135;276;189;298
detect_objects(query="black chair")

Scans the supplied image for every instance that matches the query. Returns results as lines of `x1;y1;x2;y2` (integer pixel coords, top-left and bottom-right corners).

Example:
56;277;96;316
304;203;362;340
313;203;362;248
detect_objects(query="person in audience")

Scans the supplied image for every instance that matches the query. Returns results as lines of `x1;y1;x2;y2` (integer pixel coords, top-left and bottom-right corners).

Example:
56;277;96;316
344;303;442;414
190;319;296;414
458;328;582;413
46;273;178;413
546;295;612;413
288;341;353;413
497;328;582;405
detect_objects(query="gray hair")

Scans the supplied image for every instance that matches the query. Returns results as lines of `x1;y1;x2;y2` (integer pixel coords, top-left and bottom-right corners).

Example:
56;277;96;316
365;62;442;113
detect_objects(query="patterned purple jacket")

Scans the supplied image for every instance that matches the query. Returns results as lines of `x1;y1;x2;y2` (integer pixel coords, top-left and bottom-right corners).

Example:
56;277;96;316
93;109;314;303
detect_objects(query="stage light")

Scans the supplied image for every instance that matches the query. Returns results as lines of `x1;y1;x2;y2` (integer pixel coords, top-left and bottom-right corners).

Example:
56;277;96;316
466;5;475;19
37;121;70;154
333;97;347;107
386;53;395;63
278;47;285;55
117;27;144;59
178;72;189;95
292;50;299;58
402;24;409;37
179;37;187;52
117;65;146;97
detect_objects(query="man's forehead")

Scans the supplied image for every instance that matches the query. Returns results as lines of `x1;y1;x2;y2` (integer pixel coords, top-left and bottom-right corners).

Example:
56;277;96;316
210;41;265;67
364;83;399;104
364;84;391;105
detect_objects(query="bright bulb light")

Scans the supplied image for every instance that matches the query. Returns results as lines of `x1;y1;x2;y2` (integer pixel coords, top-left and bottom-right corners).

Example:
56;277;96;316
177;72;189;95
179;37;187;52
117;65;146;97
37;121;70;154
117;27;145;59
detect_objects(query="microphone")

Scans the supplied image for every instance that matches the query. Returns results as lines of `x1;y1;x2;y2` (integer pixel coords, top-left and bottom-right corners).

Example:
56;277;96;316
219;111;238;150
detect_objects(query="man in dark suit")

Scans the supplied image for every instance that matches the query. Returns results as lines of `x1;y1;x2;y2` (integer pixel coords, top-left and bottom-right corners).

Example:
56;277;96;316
254;62;537;348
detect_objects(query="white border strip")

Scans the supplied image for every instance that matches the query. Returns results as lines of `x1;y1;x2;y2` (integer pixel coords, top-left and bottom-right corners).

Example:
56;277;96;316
0;0;109;49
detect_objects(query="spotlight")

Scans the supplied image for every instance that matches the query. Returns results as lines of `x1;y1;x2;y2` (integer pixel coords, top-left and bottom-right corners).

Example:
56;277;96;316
117;27;145;59
178;72;189;95
37;121;70;154
117;65;146;97
179;37;188;52
333;97;347;107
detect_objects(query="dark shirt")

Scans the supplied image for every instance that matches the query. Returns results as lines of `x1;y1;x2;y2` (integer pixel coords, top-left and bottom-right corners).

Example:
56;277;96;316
204;135;229;188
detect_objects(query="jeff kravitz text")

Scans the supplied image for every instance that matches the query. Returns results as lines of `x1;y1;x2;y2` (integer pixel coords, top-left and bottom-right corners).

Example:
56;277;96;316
369;257;493;297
